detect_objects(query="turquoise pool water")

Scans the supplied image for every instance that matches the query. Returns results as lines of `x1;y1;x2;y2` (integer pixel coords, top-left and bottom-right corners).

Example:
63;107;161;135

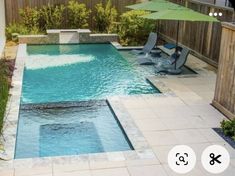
22;44;159;104
15;101;133;158
16;44;159;159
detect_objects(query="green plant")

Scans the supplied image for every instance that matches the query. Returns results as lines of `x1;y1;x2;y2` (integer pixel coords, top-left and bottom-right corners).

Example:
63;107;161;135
39;4;66;30
19;7;40;30
221;119;235;141
118;10;155;46
5;23;29;40
67;0;91;29
93;0;118;33
0;60;11;135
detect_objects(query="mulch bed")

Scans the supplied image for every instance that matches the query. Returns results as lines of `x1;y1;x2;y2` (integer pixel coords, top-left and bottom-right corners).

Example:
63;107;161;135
213;128;235;149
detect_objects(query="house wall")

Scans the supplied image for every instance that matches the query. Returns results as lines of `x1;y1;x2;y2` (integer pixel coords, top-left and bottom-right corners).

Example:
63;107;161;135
0;0;6;56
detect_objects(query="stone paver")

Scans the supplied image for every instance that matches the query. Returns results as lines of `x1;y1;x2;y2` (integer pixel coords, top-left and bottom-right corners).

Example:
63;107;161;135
127;165;168;176
89;160;126;170
143;130;179;146
0;169;14;176
127;109;157;119
134;118;167;131
163;164;204;176
198;163;235;176
91;168;130;176
125;159;160;167
199;129;225;142
53;162;89;174
54;171;91;176
14;166;52;176
171;129;208;144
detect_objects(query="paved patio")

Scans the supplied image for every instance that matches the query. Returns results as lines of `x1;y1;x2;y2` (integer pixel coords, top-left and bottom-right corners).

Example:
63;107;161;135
0;51;234;175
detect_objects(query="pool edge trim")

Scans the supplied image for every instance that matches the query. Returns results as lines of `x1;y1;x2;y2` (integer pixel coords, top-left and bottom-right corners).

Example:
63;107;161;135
0;44;26;166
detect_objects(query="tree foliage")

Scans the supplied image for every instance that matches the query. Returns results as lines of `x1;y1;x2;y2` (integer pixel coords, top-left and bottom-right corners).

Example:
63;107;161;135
67;0;91;29
39;4;66;30
118;10;155;46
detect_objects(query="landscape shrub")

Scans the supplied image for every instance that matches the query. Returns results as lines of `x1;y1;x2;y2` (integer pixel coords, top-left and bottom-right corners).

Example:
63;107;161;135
0;60;12;135
67;0;91;29
221;119;235;141
19;7;40;30
93;0;118;33
118;10;155;46
7;2;156;47
39;4;66;30
5;23;29;40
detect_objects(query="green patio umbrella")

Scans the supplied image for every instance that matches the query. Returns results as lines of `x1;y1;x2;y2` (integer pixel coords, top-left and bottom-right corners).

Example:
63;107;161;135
141;9;219;69
126;0;188;11
126;0;189;45
141;9;219;22
141;9;219;48
127;0;218;48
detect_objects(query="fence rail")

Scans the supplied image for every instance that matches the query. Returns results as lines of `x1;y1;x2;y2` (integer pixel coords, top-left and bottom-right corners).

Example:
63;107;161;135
4;0;137;27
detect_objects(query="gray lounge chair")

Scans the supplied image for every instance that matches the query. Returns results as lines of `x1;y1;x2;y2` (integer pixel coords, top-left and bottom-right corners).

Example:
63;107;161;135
138;55;155;65
155;48;190;75
137;49;162;65
131;32;157;55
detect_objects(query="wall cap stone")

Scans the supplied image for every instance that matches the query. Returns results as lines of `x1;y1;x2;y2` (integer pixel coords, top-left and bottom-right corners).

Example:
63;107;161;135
90;34;118;37
18;35;47;38
47;29;91;33
18;29;118;44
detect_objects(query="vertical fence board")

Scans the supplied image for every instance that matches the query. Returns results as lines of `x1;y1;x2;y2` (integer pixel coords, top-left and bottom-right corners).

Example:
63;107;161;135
213;22;235;120
5;0;136;25
5;0;235;66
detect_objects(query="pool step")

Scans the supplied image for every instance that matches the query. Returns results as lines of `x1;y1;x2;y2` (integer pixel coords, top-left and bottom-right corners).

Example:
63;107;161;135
21;100;107;110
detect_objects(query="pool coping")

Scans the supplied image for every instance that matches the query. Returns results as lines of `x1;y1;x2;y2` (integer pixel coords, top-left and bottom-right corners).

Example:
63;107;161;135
0;44;26;168
0;43;175;169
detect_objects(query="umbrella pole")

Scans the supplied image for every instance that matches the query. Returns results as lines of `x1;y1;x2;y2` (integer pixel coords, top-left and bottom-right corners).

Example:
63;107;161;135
176;20;180;49
157;20;160;34
175;20;180;70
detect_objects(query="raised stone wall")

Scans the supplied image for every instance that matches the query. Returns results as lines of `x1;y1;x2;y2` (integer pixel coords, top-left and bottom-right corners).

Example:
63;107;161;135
19;31;60;44
18;29;119;44
87;34;119;43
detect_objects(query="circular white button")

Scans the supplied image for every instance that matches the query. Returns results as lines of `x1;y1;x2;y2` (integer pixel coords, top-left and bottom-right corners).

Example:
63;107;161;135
168;145;196;174
201;145;230;174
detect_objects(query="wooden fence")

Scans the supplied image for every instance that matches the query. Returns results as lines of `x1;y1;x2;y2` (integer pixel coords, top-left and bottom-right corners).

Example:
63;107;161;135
4;0;138;27
158;0;235;66
213;22;235;120
5;0;235;66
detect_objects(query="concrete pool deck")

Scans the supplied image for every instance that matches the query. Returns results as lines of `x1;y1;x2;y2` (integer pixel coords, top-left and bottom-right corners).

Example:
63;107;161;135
0;45;235;176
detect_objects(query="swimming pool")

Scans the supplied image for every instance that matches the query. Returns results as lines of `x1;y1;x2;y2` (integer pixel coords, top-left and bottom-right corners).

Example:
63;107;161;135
22;44;159;104
15;44;159;158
